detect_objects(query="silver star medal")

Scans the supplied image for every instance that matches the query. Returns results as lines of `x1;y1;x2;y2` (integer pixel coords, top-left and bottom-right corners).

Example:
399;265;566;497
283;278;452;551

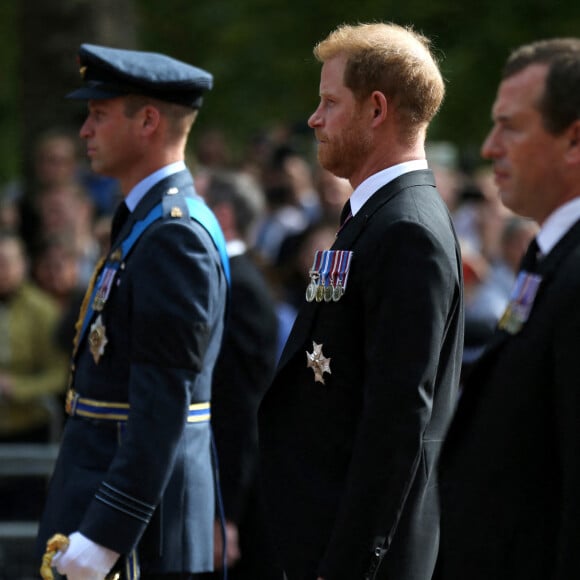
306;341;331;384
88;314;108;364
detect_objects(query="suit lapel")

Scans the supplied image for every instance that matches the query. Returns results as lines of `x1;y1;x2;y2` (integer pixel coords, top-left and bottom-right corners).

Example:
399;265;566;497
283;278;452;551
276;170;437;373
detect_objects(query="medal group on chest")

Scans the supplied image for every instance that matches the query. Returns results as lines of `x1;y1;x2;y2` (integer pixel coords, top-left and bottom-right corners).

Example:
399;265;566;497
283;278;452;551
305;249;353;303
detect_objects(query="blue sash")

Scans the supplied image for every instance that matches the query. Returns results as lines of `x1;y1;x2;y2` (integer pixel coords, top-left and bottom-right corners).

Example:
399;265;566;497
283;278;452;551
77;196;230;350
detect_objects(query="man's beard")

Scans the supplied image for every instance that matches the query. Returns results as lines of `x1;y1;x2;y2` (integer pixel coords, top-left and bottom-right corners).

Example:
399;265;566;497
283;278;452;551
317;124;372;180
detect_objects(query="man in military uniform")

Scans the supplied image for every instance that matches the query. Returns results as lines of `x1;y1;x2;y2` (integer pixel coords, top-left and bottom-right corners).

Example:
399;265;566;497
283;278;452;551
36;45;229;580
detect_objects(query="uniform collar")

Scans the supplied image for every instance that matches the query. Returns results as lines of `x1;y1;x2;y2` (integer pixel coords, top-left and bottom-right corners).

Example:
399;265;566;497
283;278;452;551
125;161;186;212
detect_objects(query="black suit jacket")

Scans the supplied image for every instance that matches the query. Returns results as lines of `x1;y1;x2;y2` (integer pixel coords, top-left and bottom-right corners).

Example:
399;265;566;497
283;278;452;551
437;218;580;580
212;252;279;522
37;170;228;574
210;251;282;578
258;170;464;580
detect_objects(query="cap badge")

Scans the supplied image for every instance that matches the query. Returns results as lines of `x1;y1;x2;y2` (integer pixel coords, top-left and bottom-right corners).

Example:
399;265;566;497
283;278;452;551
171;206;183;218
79;65;87;79
306;341;331;384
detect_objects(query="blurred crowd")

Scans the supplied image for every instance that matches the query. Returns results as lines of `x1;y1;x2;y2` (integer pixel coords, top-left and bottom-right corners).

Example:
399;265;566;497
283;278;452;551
0;122;534;516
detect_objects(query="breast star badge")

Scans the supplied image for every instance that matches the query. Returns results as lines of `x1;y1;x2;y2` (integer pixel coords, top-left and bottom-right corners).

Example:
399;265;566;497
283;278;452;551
306;341;331;384
88;314;108;364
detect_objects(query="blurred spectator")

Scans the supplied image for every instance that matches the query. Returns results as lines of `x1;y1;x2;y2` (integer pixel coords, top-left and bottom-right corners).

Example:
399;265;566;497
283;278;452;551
426;141;464;211
0;230;69;520
459;239;493;374
0;191;20;231
253;146;314;266
31;234;82;310
201;170;282;579
452;165;512;263
10;128;80;248
92;212;113;257
194;127;233;170
470;215;538;320
34;182;100;287
282;146;321;223
463;216;539;365
239;130;276;182
30;233;86;352
0;229;68;444
31;127;119;216
6;128;119;252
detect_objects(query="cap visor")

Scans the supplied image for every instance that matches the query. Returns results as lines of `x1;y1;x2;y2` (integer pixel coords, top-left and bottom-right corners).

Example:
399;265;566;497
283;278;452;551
66;86;126;100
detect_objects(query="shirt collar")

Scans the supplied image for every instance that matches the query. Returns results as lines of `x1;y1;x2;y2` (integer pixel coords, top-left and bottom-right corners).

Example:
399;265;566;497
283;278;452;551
349;159;428;216
536;196;580;255
125;161;186;212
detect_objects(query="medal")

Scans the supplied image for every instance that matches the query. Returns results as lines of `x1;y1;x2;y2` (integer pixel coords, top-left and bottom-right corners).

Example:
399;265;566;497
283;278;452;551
324;285;334;302
335;251;353;298
92;267;117;311
319;251;332;302
315;285;324;302
306;251;324;303
306;341;331;384
305;281;317;302
498;271;542;334
88;314;108;364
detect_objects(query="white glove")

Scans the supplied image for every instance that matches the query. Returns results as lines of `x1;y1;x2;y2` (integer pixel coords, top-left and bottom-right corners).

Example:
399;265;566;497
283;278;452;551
53;531;119;580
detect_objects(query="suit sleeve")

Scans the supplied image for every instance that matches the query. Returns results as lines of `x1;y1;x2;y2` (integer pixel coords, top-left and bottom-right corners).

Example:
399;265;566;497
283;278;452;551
319;220;459;578
79;220;222;553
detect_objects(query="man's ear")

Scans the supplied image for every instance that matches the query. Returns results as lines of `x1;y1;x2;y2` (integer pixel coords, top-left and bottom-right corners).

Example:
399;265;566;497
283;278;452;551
141;105;161;134
370;91;388;127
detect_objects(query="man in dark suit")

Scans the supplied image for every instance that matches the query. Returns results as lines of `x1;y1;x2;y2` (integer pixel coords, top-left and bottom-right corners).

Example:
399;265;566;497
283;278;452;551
258;23;464;580
200;170;282;579
436;38;580;580
36;45;229;580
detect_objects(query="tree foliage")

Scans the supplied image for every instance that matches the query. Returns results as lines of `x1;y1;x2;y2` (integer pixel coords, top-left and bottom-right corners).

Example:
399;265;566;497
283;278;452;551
1;0;580;183
135;0;580;167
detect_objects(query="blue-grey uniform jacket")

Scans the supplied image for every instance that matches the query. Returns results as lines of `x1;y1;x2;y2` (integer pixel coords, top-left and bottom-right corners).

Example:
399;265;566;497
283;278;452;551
36;169;228;575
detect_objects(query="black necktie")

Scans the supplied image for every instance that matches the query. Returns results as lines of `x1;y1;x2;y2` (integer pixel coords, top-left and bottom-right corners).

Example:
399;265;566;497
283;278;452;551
110;201;129;244
339;200;352;225
519;237;540;272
